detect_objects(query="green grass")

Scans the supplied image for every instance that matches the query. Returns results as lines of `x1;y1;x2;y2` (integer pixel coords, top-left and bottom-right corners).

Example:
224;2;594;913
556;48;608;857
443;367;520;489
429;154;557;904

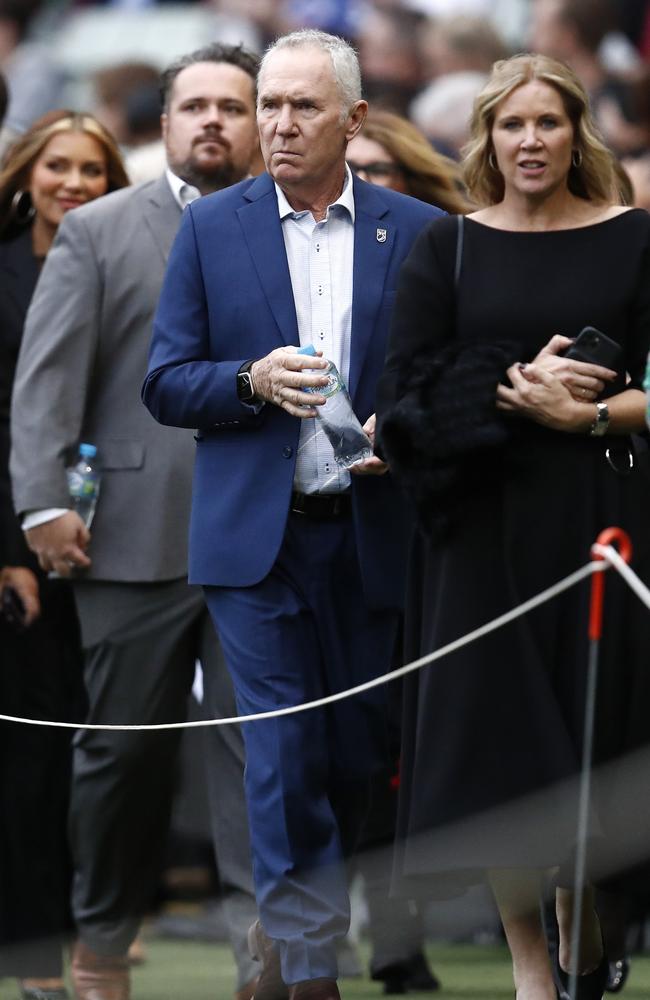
3;941;650;1000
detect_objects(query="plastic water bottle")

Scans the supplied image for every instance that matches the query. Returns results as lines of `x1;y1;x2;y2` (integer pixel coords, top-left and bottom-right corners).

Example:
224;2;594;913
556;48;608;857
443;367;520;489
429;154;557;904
66;443;101;528
299;345;373;469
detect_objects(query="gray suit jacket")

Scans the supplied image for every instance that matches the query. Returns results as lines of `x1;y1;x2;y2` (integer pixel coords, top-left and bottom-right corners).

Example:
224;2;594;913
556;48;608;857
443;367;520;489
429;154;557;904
10;175;196;582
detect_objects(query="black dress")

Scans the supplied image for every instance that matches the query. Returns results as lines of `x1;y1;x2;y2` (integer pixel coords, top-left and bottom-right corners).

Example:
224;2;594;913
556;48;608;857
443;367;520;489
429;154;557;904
0;226;84;977
376;210;650;896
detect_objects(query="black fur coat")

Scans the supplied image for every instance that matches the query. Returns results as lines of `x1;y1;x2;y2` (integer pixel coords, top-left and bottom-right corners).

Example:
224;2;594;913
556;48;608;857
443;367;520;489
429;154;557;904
377;341;521;538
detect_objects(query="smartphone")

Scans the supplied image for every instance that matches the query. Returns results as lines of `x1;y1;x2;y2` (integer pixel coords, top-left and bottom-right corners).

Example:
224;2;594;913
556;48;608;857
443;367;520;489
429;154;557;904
1;585;27;631
564;326;621;371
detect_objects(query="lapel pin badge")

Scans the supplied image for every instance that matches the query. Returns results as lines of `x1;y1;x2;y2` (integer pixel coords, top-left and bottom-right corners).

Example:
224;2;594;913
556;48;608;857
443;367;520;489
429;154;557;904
376;228;387;243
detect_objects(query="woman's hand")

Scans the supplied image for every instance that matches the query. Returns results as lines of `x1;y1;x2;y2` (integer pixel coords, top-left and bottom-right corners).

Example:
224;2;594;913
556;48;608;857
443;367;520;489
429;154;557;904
350;413;388;476
529;334;616;403
496;362;595;432
0;565;41;626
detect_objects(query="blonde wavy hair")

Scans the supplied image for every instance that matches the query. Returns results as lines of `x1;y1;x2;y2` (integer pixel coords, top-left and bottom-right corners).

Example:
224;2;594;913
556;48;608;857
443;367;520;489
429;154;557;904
0;109;129;237
359;110;472;214
462;53;618;207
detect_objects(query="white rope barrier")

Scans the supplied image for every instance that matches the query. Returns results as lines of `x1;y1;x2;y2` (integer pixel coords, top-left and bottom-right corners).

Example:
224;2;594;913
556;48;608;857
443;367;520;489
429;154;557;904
0;545;642;733
592;542;650;609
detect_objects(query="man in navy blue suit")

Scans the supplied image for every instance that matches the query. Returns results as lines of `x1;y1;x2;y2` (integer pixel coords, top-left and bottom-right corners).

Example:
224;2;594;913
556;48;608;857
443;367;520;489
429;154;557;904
143;28;440;1000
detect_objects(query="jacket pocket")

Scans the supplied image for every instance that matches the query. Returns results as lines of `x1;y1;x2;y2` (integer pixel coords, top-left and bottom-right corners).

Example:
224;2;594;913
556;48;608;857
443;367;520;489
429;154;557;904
98;440;145;470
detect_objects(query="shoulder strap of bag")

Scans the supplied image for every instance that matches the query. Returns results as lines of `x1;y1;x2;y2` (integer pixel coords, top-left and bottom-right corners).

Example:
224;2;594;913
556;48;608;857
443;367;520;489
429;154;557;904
454;214;464;290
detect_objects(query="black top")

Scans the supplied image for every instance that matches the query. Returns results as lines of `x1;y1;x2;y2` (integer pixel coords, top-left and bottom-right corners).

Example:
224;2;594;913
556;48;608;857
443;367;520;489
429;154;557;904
377;209;650;894
0;226;40;565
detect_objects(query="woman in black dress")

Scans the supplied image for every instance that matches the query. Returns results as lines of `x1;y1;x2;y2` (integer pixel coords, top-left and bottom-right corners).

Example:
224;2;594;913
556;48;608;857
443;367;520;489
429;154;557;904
0;110;128;1000
377;54;650;1000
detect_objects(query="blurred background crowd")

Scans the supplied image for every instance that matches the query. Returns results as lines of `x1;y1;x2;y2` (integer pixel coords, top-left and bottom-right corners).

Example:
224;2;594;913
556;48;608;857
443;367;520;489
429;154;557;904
4;0;650;995
2;0;650;205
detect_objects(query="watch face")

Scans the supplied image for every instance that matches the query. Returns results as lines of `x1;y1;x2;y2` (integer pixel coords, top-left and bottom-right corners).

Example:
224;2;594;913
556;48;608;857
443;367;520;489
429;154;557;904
238;371;254;400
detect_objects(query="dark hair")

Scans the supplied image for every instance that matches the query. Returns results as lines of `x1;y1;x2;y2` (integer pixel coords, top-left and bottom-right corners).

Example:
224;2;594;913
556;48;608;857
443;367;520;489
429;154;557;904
0;0;39;42
160;43;260;112
557;0;616;54
0;70;7;129
94;62;160;107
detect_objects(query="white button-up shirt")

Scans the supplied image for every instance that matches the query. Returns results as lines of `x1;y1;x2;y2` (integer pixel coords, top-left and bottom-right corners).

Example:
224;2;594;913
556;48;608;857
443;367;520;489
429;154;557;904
276;166;355;495
165;168;200;209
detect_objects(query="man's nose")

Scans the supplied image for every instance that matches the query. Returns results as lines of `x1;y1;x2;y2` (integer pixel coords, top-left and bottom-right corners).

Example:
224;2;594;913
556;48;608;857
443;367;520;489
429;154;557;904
202;105;223;128
276;106;297;134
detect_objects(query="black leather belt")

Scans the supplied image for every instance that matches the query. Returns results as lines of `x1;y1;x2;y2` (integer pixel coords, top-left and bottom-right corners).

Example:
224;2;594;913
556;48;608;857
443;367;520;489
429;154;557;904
290;490;351;519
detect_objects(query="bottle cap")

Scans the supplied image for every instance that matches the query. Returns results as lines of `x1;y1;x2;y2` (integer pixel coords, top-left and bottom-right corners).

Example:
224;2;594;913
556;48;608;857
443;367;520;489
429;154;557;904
79;443;97;458
297;344;317;356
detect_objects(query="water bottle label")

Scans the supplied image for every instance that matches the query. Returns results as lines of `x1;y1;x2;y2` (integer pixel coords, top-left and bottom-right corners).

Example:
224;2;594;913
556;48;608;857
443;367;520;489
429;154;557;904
67;469;98;499
304;367;343;398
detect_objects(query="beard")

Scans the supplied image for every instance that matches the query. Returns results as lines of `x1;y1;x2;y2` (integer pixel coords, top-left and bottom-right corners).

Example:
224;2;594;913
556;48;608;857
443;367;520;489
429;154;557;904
179;158;244;194
172;144;245;194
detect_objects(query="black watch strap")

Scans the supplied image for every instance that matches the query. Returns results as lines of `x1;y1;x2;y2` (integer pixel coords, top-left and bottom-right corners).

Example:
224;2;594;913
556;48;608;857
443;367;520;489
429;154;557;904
236;360;257;403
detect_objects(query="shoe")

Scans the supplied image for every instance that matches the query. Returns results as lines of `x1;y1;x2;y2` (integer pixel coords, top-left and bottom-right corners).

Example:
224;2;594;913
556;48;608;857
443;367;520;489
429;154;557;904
288;980;340;1000
403;951;440;991
371;951;441;995
552;948;608;1000
70;940;130;1000
546;902;608;1000
236;977;260;1000
247;920;289;1000
606;957;630;993
20;990;69;1000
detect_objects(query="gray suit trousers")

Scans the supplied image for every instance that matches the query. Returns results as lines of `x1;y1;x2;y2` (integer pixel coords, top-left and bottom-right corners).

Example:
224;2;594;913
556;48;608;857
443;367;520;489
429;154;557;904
70;578;257;988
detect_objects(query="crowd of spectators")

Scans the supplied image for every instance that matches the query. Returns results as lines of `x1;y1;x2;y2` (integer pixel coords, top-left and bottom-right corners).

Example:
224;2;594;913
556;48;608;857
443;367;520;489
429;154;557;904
3;1;650;997
2;1;650;199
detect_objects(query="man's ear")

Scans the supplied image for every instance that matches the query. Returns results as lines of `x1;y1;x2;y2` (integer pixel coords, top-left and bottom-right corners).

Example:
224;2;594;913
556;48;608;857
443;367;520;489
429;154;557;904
161;112;168;143
345;100;368;142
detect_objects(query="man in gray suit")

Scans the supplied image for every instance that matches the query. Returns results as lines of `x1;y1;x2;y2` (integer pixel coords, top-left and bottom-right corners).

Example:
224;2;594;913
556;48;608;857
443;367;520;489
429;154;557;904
10;43;261;1000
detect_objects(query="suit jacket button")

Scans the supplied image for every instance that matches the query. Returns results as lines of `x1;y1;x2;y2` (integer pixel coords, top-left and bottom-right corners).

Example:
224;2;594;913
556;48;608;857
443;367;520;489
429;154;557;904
282;446;293;458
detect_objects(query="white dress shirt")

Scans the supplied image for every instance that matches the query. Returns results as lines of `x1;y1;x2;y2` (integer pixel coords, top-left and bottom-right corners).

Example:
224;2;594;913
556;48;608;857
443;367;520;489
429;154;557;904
277;165;356;495
165;168;200;209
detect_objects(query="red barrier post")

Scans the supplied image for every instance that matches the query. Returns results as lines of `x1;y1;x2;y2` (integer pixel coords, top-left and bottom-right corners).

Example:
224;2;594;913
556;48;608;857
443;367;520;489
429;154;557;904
589;527;633;641
569;527;633;1000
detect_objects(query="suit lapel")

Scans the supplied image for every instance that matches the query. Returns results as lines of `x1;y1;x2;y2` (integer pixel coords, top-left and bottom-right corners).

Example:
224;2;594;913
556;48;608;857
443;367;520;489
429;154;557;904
237;174;298;346
349;177;396;399
141;174;182;264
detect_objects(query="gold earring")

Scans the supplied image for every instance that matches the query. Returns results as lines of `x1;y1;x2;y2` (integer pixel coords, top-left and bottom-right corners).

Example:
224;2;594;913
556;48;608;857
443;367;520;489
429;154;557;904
572;148;583;168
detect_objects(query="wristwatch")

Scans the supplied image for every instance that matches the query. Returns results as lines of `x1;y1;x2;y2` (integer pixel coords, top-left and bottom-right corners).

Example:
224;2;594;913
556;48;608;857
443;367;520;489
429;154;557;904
236;360;257;403
589;401;610;437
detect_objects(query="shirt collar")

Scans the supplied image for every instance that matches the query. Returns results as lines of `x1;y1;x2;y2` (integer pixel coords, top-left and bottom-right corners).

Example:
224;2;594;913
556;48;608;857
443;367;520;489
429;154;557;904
166;167;201;209
275;163;355;223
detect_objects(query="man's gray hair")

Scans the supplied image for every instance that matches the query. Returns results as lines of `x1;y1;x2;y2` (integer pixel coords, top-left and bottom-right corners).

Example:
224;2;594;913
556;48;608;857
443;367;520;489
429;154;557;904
260;29;362;114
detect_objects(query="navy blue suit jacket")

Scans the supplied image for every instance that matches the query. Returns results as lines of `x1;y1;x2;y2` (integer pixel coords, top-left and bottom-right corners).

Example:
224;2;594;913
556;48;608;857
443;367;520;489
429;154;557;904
143;172;440;606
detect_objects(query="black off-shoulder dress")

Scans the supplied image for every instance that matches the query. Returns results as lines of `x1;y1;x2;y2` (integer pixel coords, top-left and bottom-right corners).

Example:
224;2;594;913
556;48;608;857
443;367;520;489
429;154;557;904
377;209;650;896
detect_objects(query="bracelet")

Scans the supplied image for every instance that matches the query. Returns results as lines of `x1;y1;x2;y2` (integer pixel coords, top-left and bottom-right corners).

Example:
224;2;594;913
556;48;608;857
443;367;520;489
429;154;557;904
589;401;610;437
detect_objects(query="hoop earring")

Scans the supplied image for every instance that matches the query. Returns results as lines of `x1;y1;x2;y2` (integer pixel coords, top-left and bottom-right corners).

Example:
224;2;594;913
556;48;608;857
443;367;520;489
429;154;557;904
488;151;498;171
10;189;35;225
572;148;583;169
